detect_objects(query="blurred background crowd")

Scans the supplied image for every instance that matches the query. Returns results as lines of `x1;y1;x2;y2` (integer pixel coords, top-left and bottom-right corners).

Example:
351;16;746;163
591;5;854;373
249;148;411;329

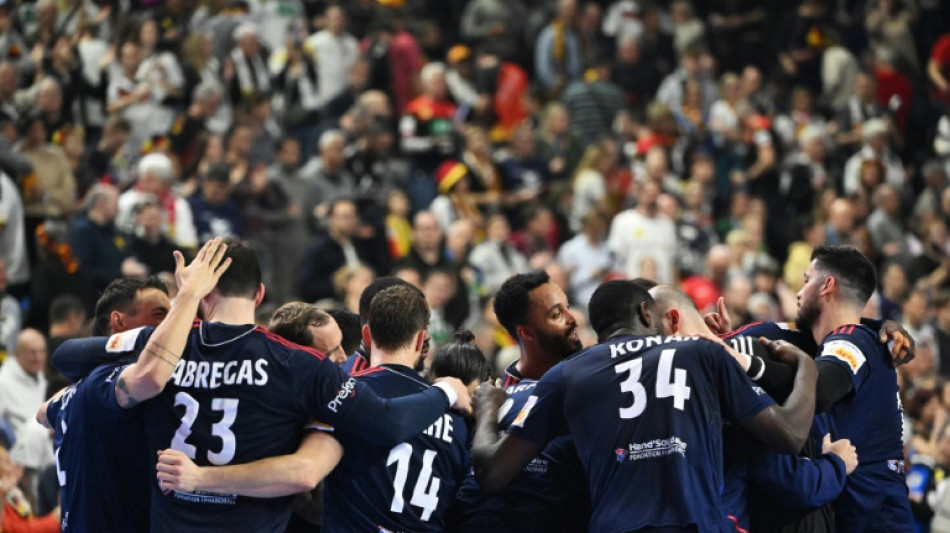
1;0;950;529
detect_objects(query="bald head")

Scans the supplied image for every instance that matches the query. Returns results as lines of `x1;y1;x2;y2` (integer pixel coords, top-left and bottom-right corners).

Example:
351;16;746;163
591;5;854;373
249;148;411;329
648;284;708;336
15;328;47;378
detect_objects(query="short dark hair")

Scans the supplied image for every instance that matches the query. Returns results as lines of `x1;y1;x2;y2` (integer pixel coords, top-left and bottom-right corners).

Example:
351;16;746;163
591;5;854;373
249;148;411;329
630;278;658;291
216;239;262;299
811;244;877;307
493;270;550;339
588;280;654;341
368;285;430;352
326;308;361;355
430;329;491;385
358;276;420;325
203;163;231;185
269;302;329;347
49;294;86;325
93;276;169;336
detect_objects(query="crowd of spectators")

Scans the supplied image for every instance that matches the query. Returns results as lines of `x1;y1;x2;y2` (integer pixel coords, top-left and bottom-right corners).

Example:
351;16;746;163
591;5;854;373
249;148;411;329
1;0;950;529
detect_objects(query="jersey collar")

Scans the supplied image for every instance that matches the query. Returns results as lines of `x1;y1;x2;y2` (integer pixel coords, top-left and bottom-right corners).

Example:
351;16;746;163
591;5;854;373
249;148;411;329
503;361;524;387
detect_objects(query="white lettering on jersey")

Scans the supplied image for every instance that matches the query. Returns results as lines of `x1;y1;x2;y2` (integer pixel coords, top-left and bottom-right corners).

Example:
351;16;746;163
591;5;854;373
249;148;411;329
327;377;357;413
821;340;866;374
169;359;270;388
609;335;700;357
422;413;455;443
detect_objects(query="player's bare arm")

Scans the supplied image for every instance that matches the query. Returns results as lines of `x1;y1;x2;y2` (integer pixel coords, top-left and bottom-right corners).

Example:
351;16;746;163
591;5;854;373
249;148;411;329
156;429;343;497
739;338;817;455
471;383;543;492
36;387;67;428
115;238;232;408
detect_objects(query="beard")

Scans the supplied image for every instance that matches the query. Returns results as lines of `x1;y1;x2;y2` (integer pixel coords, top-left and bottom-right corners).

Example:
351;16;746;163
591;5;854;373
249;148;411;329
537;326;583;361
796;297;821;337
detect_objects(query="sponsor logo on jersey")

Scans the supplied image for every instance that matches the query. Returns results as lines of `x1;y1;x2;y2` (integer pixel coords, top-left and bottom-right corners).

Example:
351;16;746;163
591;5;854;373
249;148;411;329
616;436;688;461
511;395;537;428
887;459;905;474
172;489;237;505
820;340;866;373
328;377;357;413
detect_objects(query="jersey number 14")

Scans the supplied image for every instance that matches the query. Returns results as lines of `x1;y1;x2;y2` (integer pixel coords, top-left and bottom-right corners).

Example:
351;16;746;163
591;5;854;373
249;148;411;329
387;443;441;521
615;348;691;419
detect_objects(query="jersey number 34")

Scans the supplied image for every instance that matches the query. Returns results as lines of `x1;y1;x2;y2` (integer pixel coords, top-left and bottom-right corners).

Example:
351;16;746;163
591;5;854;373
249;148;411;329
615;348;691;419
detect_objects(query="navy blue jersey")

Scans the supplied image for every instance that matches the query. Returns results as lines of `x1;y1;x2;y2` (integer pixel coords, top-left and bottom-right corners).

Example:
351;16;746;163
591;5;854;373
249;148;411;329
448;363;590;533
53;320;453;533
509;335;774;533
48;360;151;533
815;324;911;533
341;348;370;375
322;364;468;533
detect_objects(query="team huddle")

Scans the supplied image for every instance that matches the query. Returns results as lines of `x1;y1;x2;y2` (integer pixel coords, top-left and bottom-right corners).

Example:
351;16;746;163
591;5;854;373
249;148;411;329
38;238;914;533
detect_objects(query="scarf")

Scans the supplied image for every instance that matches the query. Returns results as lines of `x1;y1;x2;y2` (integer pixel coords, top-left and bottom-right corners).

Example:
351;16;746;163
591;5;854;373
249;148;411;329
231;48;270;96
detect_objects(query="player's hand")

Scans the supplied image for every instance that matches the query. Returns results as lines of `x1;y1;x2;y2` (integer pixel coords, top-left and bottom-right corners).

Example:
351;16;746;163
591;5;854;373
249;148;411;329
822;434;858;475
878;320;915;367
473;381;506;422
704;297;733;335
156;449;203;493
760;337;809;367
434;376;472;415
174;238;232;299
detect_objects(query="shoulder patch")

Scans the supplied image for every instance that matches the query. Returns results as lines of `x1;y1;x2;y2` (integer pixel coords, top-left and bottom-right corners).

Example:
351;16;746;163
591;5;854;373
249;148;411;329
511;395;537;429
105;326;147;353
820;339;866;373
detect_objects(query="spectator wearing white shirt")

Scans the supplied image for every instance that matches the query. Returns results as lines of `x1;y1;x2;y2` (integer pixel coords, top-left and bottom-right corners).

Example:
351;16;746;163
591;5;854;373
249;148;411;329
0;259;19;357
0;329;46;436
306;5;359;106
469;213;530;294
557;209;614;310
608;180;678;283
116;153;198;250
842;118;904;196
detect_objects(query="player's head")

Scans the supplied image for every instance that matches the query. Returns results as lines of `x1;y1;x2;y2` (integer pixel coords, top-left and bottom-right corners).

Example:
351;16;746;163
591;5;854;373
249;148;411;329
588;280;657;342
358;276;418;326
494;270;580;361
269;303;346;364
213;239;264;302
367;285;430;364
326;308;361;356
797;244;877;333
647;284;704;336
430;329;491;393
93;276;170;335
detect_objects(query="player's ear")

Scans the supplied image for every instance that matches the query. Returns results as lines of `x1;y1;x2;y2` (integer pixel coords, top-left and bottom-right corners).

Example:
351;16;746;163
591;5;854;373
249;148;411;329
110;310;123;332
820;275;835;297
254;283;266;307
517;325;533;342
668;308;680;334
362;324;372;347
414;329;425;352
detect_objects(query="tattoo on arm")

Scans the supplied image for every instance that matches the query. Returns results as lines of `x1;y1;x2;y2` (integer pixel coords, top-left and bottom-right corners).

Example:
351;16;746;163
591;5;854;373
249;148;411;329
146;346;179;368
153;342;180;358
116;377;139;408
